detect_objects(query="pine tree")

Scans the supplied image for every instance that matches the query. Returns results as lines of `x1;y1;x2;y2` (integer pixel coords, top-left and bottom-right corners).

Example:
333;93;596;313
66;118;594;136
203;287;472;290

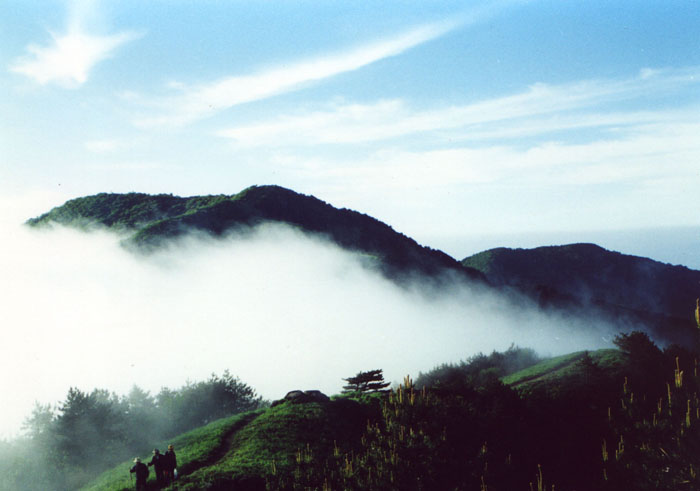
342;369;390;393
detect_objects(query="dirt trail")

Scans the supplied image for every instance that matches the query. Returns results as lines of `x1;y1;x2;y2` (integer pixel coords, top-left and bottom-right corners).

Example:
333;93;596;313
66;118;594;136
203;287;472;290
173;410;263;482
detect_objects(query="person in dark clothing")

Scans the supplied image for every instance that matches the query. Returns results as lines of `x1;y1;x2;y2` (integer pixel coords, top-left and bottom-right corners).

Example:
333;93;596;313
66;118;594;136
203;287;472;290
163;444;178;484
130;457;149;491
148;448;166;488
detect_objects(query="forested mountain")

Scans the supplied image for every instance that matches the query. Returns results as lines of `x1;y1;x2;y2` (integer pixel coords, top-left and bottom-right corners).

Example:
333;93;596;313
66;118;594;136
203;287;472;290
28;186;700;345
463;243;700;345
27;185;482;282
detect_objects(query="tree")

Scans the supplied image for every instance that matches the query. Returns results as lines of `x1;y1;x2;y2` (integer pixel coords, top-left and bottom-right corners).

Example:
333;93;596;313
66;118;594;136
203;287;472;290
578;351;604;385
122;386;160;449
3;373;264;491
613;331;666;394
22;402;54;441
613;331;660;358
342;369;390;393
157;370;264;435
52;388;126;470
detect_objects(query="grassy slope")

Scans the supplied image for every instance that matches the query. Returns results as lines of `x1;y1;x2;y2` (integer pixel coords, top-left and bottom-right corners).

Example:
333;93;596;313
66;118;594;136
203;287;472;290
81;399;371;490
82;410;262;491
83;350;629;489
178;398;371;490
502;348;627;396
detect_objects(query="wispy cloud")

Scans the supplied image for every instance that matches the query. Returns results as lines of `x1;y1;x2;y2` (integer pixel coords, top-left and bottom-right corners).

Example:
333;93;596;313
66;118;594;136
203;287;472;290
252;64;700;236
217;65;699;236
84;138;121;153
134;19;462;127
217;66;700;146
82;160;164;172
83;136;148;154
270;117;700;191
9;1;139;87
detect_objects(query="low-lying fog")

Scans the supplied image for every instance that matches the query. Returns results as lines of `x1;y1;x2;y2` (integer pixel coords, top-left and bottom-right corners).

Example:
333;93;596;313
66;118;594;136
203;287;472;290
0;220;614;438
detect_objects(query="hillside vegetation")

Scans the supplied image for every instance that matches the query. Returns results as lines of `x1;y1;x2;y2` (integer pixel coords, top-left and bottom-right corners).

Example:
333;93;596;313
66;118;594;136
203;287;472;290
27;185;481;282
68;334;700;491
0;373;265;491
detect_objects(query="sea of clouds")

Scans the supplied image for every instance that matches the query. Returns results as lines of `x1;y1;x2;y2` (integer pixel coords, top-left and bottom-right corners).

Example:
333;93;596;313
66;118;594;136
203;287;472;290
0;214;615;438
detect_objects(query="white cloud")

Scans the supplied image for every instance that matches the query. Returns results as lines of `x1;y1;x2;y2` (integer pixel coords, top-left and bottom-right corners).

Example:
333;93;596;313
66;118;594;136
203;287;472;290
9;2;139;87
84;139;121;153
82;160;164;172
134;19;461;127
83;136;149;154
0;188;74;228
270;118;700;192
217;66;700;147
218;100;412;145
0;221;612;437
215;65;700;233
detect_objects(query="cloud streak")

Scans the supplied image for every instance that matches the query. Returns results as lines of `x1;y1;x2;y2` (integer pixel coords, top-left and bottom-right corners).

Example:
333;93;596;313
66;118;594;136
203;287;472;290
9;0;139;88
216;66;700;146
135;19;461;127
217;65;700;231
272;117;700;191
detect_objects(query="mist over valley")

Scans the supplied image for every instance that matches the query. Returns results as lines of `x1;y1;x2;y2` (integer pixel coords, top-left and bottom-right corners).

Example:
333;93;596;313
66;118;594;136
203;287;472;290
4;2;700;487
5;186;698;442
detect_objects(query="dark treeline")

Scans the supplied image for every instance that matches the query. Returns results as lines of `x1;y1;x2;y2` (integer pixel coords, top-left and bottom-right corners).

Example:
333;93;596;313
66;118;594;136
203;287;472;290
269;333;700;490
0;370;265;490
414;344;542;389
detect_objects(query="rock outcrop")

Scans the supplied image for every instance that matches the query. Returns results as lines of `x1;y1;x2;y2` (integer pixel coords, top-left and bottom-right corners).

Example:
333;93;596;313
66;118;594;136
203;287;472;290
271;390;330;407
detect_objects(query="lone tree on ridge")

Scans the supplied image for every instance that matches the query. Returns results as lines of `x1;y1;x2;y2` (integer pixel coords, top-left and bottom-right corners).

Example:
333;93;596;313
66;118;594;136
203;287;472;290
342;369;391;393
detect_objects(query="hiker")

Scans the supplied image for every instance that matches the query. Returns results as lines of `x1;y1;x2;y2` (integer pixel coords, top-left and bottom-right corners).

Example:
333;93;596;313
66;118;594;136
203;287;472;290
164;444;178;484
148;448;166;488
130;457;149;491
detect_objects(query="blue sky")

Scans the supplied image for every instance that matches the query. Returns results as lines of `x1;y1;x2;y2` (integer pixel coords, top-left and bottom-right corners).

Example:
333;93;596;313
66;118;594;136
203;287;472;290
2;0;700;260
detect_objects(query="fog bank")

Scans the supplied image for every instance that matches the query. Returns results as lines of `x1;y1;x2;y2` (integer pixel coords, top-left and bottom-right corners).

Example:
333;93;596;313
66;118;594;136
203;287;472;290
0;221;614;438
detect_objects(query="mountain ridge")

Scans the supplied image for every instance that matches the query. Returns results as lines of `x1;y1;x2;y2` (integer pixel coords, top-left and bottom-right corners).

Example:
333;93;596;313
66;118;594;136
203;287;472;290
27;185;700;345
27;185;484;282
462;243;700;345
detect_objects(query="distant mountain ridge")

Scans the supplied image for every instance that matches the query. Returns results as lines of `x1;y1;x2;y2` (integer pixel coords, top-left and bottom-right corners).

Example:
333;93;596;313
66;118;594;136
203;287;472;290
27;185;482;282
462;243;700;344
27;185;700;345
